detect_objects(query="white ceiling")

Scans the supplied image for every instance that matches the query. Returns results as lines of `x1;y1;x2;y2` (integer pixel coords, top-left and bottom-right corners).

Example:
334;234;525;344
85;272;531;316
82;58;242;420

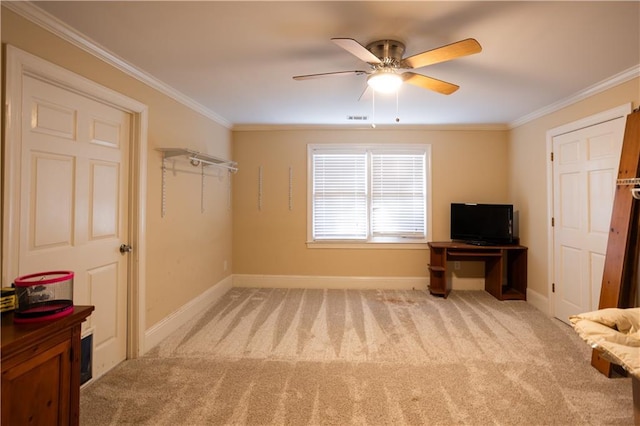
25;1;640;128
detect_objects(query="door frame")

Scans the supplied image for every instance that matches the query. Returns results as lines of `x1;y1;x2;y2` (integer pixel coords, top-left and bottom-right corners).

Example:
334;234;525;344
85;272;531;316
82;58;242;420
3;45;149;359
545;103;632;317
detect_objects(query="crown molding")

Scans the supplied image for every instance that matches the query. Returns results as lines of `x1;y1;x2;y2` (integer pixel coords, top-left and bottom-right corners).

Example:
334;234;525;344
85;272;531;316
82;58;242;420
8;1;637;131
232;123;510;132
5;1;232;129
509;65;640;129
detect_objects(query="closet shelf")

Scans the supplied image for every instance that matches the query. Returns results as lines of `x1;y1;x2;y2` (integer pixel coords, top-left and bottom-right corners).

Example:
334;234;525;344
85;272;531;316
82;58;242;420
156;148;237;217
156;148;238;172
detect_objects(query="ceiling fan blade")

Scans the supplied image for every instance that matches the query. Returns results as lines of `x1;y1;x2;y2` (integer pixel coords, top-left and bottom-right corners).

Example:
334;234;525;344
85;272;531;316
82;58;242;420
401;38;482;69
331;38;382;64
402;72;459;95
293;70;368;80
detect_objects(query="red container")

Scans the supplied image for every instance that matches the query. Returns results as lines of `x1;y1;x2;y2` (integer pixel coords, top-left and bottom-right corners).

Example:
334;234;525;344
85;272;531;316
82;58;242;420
13;271;74;323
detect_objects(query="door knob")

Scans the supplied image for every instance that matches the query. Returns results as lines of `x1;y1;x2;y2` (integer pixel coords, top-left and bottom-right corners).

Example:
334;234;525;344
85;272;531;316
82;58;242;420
119;244;133;255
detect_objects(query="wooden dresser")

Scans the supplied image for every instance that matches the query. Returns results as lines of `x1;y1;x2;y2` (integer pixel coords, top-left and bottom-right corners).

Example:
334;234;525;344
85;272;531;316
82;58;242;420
1;305;94;426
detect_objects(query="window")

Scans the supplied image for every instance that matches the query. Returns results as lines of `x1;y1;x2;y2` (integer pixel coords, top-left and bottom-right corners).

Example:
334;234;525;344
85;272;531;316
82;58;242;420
308;144;431;246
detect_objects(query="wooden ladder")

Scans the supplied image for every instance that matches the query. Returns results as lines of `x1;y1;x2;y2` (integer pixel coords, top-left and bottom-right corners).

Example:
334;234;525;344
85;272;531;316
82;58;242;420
591;107;640;376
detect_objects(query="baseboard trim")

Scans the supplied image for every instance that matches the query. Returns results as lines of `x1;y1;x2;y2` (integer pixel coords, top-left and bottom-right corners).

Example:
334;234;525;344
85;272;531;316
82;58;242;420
233;274;429;290
143;275;233;353
526;287;549;315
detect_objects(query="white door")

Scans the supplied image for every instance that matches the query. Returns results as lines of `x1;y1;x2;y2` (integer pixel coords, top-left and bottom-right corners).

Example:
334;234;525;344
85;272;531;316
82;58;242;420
19;74;130;379
553;117;625;323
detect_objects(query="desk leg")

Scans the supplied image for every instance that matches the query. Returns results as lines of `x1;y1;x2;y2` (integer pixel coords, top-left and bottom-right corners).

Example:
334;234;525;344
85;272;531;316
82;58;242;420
485;255;503;300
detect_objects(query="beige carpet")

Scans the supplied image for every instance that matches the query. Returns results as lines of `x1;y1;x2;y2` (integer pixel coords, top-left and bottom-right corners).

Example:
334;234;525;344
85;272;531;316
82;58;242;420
80;288;634;425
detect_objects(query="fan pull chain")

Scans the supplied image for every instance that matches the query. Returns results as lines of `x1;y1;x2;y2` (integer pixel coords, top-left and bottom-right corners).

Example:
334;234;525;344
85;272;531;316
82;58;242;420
371;90;376;128
396;91;400;123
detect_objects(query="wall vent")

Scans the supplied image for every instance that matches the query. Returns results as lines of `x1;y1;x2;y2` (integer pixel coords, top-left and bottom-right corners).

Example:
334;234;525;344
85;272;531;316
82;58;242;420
347;115;368;121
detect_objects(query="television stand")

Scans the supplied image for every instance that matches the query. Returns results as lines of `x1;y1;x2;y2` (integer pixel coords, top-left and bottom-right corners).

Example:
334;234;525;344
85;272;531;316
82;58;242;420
427;241;527;300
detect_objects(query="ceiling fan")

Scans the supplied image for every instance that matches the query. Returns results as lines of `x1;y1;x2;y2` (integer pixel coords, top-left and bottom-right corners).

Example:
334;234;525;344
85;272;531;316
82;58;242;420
293;37;482;96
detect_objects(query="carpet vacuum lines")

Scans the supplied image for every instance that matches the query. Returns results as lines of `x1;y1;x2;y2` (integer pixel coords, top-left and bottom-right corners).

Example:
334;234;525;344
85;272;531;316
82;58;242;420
81;289;634;425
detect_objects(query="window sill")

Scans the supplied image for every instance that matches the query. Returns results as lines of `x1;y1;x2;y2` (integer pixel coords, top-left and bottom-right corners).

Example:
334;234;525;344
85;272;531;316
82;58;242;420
306;240;429;249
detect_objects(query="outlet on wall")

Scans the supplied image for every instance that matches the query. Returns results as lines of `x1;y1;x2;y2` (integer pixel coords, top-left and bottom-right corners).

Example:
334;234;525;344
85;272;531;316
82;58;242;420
223;260;228;271
454;261;461;270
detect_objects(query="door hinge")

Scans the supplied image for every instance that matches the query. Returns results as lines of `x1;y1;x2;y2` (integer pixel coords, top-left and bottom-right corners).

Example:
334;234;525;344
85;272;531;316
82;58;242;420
550;152;554;161
551;217;555;227
552;283;555;293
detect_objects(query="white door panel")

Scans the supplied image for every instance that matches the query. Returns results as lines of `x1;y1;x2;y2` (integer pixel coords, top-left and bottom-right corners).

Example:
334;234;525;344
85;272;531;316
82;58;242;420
20;74;130;379
553;118;625;323
29;152;75;249
90;161;120;239
559;245;584;307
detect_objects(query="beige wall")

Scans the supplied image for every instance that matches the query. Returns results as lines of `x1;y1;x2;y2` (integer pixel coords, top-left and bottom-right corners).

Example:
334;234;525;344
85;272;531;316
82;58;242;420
4;5;637;330
232;128;509;278
508;78;640;300
1;8;233;328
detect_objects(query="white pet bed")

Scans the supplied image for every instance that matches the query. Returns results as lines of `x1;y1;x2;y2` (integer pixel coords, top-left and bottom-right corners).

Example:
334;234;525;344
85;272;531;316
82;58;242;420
570;307;640;424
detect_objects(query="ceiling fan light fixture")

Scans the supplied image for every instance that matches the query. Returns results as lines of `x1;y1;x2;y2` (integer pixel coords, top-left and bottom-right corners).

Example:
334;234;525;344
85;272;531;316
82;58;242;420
367;69;403;93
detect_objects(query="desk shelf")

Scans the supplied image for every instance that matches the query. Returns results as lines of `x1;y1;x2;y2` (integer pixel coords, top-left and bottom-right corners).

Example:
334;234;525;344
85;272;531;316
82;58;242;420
448;251;502;257
427;241;527;300
501;287;526;300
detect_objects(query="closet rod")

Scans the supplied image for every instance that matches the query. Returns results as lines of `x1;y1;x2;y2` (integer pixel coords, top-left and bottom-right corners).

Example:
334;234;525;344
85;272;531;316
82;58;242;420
187;156;238;172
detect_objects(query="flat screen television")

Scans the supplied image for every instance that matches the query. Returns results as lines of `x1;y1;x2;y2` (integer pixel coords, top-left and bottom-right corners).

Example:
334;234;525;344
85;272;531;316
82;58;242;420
450;203;518;246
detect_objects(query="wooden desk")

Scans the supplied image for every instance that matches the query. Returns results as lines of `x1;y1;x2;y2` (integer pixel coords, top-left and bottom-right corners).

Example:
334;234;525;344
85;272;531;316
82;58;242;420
1;305;94;426
428;241;527;300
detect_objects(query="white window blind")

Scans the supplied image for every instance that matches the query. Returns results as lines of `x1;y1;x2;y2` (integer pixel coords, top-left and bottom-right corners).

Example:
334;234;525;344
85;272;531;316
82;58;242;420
312;152;367;239
371;153;426;238
309;145;429;243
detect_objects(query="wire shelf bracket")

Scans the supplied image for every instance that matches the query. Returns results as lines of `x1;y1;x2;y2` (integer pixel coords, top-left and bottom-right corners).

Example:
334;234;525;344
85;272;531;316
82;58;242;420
616;177;640;200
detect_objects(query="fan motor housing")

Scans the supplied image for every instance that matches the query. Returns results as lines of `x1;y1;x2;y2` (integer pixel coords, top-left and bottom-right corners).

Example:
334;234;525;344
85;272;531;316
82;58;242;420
366;40;405;63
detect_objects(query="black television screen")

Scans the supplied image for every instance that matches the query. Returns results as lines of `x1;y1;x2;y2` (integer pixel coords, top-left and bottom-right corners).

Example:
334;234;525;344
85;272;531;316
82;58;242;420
450;203;517;245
